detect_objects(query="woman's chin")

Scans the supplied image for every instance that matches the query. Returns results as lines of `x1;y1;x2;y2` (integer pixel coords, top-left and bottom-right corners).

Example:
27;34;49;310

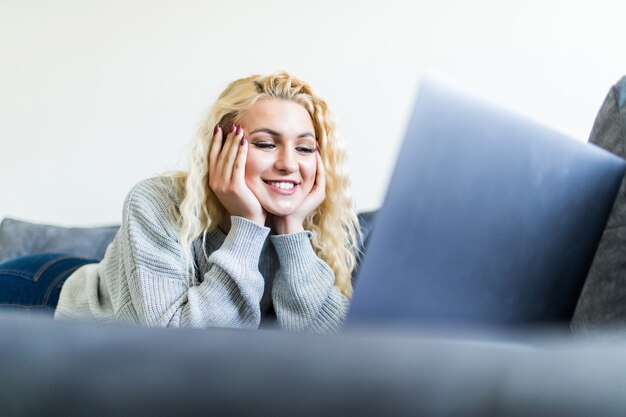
262;202;299;218
265;208;297;218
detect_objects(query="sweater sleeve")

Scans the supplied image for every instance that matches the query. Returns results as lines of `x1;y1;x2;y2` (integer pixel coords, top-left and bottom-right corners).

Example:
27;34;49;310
118;179;269;328
269;232;350;333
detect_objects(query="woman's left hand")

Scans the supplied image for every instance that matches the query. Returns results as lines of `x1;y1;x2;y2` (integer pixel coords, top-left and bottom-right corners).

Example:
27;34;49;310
272;151;326;235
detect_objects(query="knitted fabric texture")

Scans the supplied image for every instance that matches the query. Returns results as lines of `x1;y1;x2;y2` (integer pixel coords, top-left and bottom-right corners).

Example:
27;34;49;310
55;177;348;333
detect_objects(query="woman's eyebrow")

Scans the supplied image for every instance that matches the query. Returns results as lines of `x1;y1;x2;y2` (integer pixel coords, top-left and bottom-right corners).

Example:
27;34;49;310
250;128;279;136
250;128;315;139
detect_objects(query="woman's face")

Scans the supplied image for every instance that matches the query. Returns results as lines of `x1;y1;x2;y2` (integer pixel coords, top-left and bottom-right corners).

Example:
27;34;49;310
238;98;318;217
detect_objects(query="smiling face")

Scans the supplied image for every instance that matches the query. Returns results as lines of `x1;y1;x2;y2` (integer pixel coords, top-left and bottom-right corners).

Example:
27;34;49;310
238;98;318;217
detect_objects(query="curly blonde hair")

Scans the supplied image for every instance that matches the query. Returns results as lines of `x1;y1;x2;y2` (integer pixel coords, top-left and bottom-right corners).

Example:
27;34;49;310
169;71;361;298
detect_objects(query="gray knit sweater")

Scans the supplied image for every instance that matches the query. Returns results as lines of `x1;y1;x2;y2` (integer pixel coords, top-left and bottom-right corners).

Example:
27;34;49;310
54;176;349;332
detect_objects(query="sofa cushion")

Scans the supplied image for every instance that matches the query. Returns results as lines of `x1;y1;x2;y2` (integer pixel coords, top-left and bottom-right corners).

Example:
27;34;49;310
0;218;119;263
572;76;626;330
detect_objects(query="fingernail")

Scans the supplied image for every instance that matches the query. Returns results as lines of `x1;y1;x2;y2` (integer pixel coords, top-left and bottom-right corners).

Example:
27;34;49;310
230;124;236;133
214;125;220;134
236;125;242;135
240;137;246;146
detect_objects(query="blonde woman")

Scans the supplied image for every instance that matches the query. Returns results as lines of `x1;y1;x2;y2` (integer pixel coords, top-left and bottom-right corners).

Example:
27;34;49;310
46;71;361;332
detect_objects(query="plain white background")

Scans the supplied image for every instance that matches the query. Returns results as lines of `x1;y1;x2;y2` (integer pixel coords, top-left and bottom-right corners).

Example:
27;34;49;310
2;0;626;225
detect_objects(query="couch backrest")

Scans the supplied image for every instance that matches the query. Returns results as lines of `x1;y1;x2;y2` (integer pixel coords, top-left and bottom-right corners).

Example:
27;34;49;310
572;76;626;330
0;218;119;263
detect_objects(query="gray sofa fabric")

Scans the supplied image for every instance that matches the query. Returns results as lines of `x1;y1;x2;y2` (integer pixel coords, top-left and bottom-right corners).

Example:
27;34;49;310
573;76;626;330
0;218;119;263
2;313;626;417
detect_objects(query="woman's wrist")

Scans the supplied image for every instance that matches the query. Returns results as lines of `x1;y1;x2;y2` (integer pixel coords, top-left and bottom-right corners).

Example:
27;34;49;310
274;217;304;235
246;214;267;228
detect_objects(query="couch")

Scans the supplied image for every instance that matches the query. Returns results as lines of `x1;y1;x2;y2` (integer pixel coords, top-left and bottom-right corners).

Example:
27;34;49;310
2;78;626;416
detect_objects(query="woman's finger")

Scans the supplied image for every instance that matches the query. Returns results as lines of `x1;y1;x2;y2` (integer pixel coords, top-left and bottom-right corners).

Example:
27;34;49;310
233;132;248;184
315;150;326;191
222;125;244;181
208;125;223;180
215;124;237;180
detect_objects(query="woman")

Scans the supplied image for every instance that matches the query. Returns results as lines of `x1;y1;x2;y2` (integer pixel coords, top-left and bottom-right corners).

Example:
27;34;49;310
1;71;361;332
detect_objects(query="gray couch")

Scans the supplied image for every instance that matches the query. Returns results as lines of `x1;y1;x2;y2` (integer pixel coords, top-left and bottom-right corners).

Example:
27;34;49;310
2;312;626;417
3;78;626;416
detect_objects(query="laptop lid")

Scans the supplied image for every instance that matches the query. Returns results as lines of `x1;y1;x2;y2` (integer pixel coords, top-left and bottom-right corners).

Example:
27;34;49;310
347;77;626;329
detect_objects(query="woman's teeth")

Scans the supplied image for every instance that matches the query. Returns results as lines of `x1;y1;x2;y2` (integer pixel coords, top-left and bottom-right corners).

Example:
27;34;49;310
267;181;295;190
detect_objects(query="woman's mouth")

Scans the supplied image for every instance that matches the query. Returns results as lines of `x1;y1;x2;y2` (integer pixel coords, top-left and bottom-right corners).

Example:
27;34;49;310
263;180;298;195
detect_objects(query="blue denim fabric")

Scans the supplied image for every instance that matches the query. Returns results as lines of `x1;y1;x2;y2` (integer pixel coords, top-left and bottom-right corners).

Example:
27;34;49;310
0;253;97;314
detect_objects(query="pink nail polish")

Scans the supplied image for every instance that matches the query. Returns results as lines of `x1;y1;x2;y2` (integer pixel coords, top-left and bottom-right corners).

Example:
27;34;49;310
236;125;242;136
214;125;220;134
240;137;246;146
230;124;236;133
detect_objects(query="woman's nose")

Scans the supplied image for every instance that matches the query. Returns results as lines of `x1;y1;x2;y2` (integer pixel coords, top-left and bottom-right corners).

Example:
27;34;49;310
274;149;298;173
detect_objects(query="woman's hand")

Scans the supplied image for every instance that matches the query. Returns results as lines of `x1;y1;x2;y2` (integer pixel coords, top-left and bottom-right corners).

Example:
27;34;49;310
271;150;326;235
209;125;267;227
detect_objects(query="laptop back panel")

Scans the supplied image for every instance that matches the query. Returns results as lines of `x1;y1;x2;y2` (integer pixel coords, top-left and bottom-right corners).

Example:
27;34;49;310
347;79;626;329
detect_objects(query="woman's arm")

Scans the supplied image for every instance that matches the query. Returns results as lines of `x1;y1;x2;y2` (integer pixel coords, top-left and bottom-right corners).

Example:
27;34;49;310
270;231;349;333
109;178;269;328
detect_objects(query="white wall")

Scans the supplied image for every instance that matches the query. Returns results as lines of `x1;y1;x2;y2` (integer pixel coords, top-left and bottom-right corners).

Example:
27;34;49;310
2;0;626;226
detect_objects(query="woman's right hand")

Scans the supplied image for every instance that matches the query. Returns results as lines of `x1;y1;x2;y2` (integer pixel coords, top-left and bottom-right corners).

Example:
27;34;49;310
209;125;267;226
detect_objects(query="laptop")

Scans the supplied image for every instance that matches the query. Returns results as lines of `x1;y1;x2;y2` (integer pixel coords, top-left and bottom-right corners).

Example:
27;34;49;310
347;77;626;330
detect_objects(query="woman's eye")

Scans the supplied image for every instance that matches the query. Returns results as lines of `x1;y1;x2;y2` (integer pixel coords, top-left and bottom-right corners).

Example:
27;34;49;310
254;143;275;149
297;147;315;154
